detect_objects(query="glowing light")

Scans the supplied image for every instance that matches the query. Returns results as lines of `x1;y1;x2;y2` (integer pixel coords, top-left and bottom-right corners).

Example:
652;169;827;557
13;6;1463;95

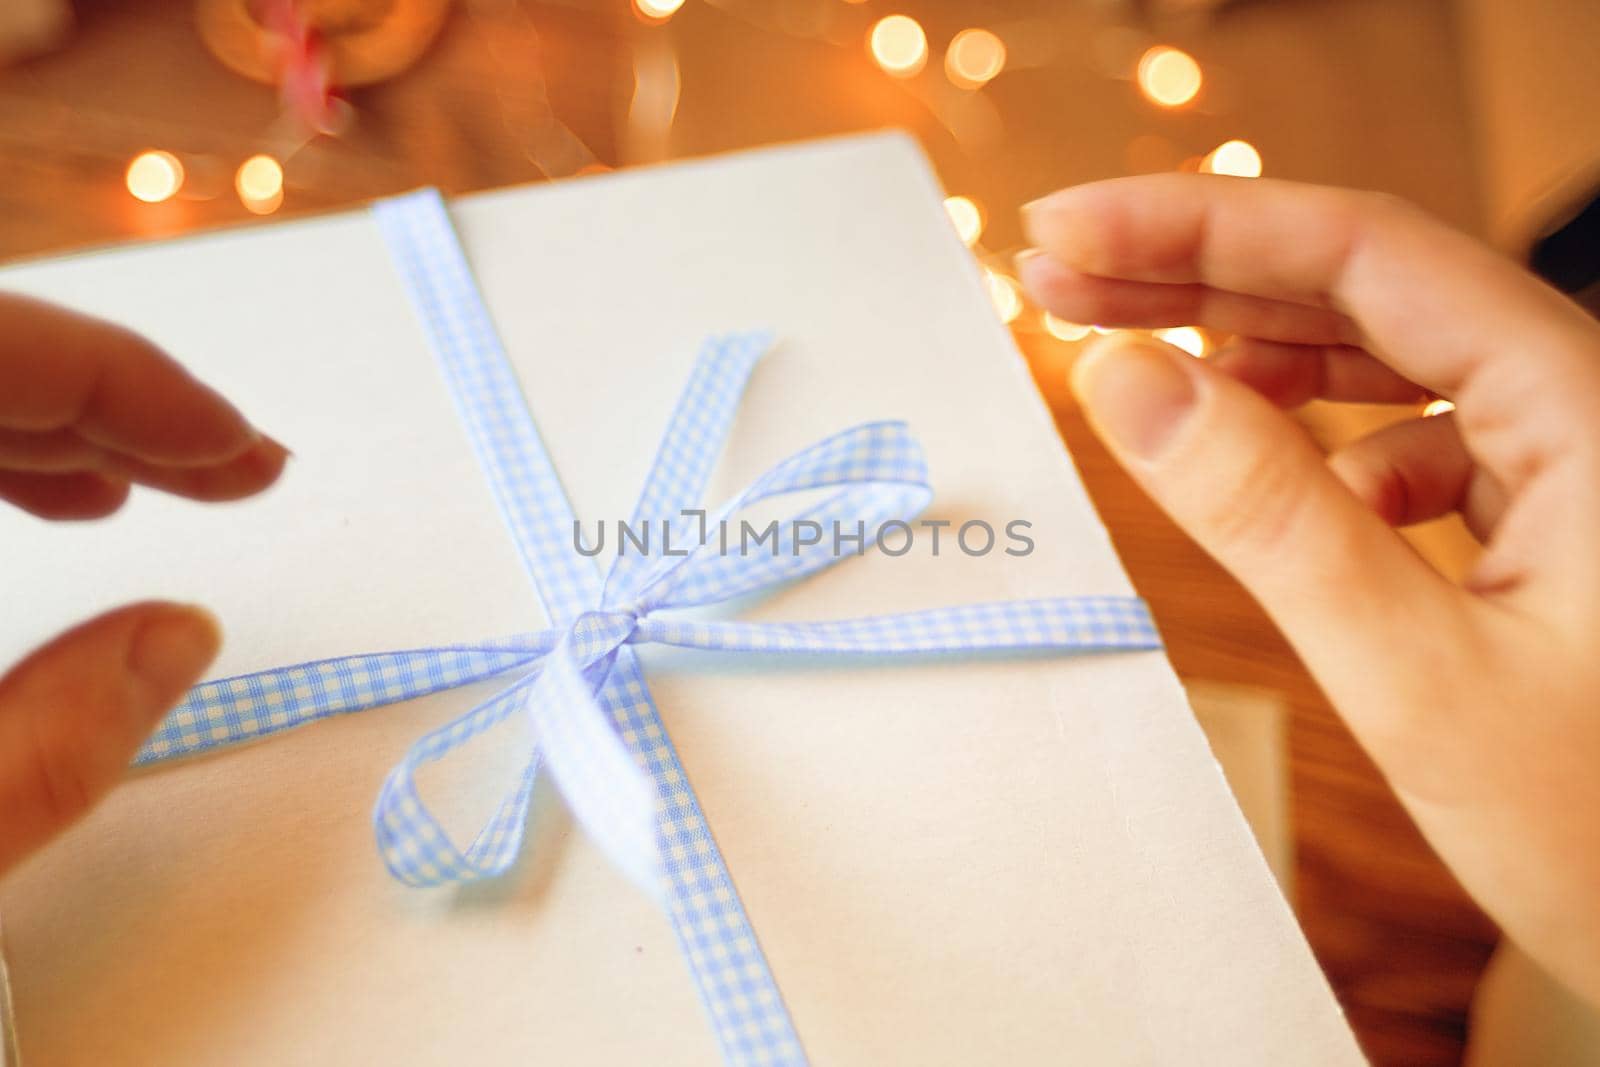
870;15;927;78
945;28;1006;89
1136;46;1202;108
1091;324;1116;335
1155;326;1207;357
634;0;684;19
985;270;1023;324
1043;313;1093;342
235;155;284;214
126;150;184;204
1423;399;1456;417
943;195;984;246
1203;140;1262;178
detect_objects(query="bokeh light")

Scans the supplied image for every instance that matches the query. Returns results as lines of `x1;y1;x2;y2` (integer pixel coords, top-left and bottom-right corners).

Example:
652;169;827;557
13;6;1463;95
985;269;1023;324
1203;139;1263;178
1423;399;1456;417
1154;326;1207;357
236;154;284;215
1136;46;1202;108
870;15;928;78
633;0;685;20
126;150;184;204
945;28;1006;90
943;195;984;246
1043;313;1093;342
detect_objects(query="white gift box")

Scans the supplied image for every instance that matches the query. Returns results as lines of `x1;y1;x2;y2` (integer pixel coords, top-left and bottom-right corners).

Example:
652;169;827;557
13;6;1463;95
0;133;1361;1065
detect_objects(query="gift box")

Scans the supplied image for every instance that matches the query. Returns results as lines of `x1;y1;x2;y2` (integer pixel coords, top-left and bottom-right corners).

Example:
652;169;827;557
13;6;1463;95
0;133;1360;1065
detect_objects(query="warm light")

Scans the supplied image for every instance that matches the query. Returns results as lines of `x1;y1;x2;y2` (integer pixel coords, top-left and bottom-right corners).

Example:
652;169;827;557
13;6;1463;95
870;15;927;77
126;150;184;204
1203;140;1262;178
1042;313;1092;342
235;154;284;212
634;0;685;20
943;195;984;246
945;28;1006;89
1091;324;1116;335
985;270;1023;324
1155;326;1207;357
1423;399;1456;417
1137;46;1202;108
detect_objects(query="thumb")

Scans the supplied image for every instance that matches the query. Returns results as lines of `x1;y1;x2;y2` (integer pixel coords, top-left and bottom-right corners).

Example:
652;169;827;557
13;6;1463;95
0;602;220;874
1070;335;1468;753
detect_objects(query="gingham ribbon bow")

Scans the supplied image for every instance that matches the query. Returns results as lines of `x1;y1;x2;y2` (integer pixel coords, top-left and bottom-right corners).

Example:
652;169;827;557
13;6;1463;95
137;331;1158;899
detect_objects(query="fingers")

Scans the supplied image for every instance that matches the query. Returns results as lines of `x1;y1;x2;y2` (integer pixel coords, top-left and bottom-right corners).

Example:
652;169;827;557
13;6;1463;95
1069;333;1467;744
0;294;289;515
0;603;220;875
1329;413;1508;538
1208;338;1427;407
104;436;289;503
0;433;286;513
0;292;259;466
0;470;130;520
1017;252;1358;347
1024;176;1600;498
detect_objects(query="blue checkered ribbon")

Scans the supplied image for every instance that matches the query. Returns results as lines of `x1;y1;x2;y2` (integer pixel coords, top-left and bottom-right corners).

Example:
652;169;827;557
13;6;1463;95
135;189;1162;1065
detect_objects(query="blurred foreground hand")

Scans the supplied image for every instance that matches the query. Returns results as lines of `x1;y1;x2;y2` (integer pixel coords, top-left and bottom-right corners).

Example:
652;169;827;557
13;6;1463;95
0;294;286;875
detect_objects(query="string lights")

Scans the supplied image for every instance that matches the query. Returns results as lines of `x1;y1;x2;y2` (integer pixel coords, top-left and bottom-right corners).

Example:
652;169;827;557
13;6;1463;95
1154;326;1207;357
118;1;1243;360
945;29;1006;90
125;150;184;204
943;195;984;247
869;15;928;78
235;154;285;215
985;269;1024;324
1042;314;1093;342
1136;45;1202;108
633;0;686;22
1202;139;1263;178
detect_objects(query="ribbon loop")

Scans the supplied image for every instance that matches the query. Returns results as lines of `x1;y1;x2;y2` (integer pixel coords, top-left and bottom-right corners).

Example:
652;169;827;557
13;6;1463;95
621;421;932;613
375;670;544;886
603;332;773;606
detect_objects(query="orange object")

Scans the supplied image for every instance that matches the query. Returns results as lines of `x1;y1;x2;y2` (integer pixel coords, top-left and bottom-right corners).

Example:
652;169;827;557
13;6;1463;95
196;0;451;90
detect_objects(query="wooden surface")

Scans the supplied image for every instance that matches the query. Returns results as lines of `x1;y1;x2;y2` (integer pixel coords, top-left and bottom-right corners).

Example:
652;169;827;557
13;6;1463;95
0;2;1500;1063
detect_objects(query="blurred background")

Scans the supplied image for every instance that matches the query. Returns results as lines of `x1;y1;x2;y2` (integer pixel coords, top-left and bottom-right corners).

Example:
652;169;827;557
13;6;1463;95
1;2;1597;1064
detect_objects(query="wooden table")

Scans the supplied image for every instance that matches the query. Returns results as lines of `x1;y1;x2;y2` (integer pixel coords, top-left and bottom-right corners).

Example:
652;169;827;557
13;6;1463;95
0;2;1498;1063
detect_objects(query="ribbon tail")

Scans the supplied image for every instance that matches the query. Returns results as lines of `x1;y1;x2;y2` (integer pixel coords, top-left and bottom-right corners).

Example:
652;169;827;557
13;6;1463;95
526;641;666;902
632;597;1161;656
138;636;556;765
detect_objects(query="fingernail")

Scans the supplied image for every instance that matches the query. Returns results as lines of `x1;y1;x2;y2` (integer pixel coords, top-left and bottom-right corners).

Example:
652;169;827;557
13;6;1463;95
1071;337;1198;461
258;434;293;464
1014;247;1070;301
128;606;221;693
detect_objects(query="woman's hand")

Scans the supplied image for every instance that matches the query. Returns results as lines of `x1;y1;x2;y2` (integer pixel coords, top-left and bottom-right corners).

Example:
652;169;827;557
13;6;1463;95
1020;176;1600;1005
0;293;286;875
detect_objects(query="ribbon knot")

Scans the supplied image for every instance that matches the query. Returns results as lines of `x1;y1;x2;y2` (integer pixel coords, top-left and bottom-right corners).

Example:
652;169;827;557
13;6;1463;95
566;608;644;667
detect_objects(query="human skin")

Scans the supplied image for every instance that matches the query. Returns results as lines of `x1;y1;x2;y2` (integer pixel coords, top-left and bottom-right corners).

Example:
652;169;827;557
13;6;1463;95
0;293;286;874
1019;175;1600;1007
